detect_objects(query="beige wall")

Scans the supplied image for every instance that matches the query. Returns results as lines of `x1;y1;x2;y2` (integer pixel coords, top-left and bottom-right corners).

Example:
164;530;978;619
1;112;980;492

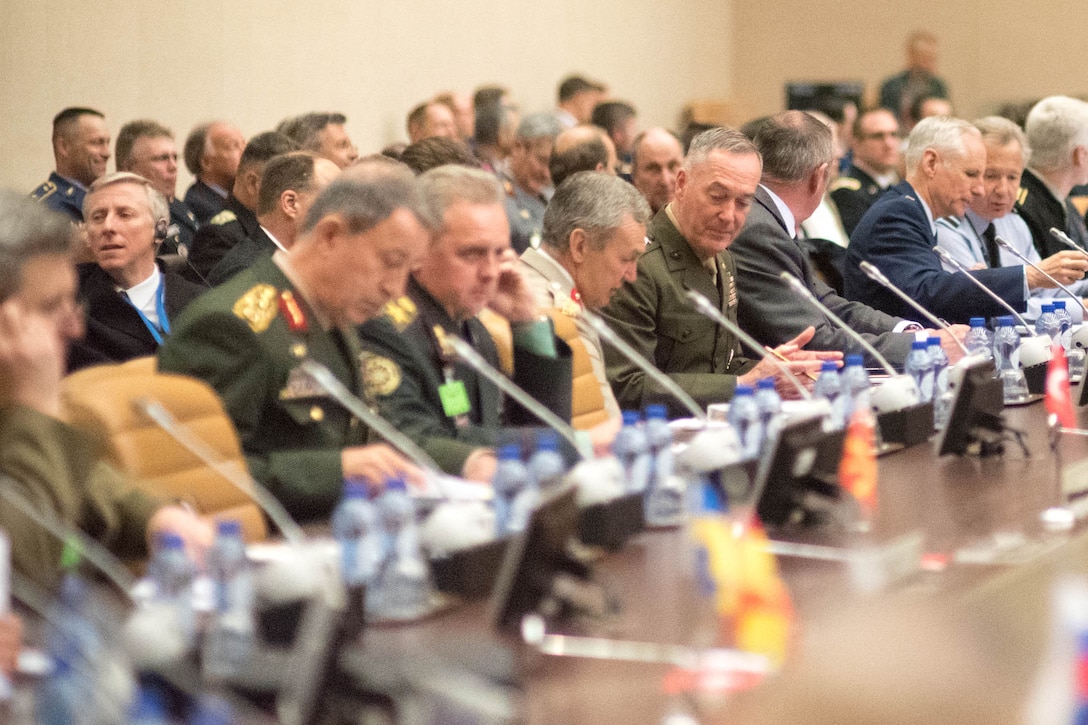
731;2;1088;124
0;0;732;194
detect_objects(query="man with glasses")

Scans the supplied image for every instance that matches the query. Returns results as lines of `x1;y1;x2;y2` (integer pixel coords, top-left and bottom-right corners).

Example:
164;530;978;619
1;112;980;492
831;108;902;237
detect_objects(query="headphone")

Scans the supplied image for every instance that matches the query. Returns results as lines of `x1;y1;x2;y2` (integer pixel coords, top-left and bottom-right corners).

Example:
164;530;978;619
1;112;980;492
154;218;168;241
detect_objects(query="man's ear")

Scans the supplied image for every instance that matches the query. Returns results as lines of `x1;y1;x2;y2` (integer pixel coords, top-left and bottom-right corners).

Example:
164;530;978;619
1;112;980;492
281;190;299;218
568;228;589;263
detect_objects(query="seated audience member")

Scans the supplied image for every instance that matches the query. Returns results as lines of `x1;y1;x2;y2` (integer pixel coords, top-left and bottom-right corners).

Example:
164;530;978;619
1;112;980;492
908;95;954;129
937;116;1088;321
159;174;430;521
359;166;573;481
730;112;962;367
187;131;298;282
472;97;517;173
433;91;475;142
0;190;212;587
115;120;198;255
600;127;838;415
497;113;563;253
548;125;617;188
520;171;651;421
182;121;246;223
591;101;638;174
276;112;359;169
69;172;205;371
31;107;111;223
406;100;458;144
400;137;479;175
830;108;901;237
630;128;684;214
554;75;606;128
208;152;340;285
844;117;1028;323
1017;96;1088;257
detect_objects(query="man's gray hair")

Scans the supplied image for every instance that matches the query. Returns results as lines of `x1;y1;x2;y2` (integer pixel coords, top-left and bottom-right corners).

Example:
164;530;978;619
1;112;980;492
276;112;348;152
417;165;505;236
904;116;978;171
752;111;834;184
1024;96;1088;172
300;173;433;236
515;112;562;142
0;190;75;301
542;171;651;253
684;127;761;171
84;171;170;224
973;116;1032;166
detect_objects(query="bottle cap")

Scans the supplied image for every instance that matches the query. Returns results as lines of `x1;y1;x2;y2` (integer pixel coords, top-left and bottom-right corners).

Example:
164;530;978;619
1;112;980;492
645;403;668;420
342;479;369;499
821;360;839;372
911;340;928;350
969;317;986;327
497;443;522;461
734;384;754;396
621;410;641;426
927;336;940;346
216;519;242;537
157;531;185;550
997;315;1015;326
845;354;863;366
756;377;776;390
536;430;560;451
1041;303;1054;313
384;475;408;493
1054;300;1067;309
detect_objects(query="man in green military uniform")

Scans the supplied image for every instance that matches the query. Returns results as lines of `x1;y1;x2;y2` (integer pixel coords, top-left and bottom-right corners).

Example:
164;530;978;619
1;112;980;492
359;166;573;482
600;127;837;417
159;173;431;522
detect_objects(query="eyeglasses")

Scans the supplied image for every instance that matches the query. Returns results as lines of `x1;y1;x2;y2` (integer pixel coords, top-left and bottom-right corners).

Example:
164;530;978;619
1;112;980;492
859;131;901;141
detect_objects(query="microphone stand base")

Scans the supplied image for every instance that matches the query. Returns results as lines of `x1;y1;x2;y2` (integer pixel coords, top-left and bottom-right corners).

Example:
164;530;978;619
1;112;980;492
877;402;934;448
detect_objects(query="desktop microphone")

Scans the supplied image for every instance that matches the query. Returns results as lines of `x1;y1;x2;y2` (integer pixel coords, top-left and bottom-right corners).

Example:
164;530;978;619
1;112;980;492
857;261;971;357
133;398;305;546
933;247;1037;332
996;236;1088;318
581;309;706;420
684;290;813;399
443;335;590;459
1050;227;1088;257
779;272;899;376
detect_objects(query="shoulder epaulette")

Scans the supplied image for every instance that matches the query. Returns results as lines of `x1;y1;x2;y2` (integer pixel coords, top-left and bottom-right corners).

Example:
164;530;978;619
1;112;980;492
1017;187;1029;206
232;283;279;333
381;296;418;331
829;177;862;193
30;181;57;201
209;209;237;226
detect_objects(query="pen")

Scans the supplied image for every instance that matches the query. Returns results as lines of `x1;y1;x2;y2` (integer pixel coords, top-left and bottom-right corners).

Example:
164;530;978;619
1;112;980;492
765;345;819;382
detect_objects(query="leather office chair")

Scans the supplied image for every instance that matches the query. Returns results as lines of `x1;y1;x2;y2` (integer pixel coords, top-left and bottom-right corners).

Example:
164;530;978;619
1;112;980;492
61;358;269;542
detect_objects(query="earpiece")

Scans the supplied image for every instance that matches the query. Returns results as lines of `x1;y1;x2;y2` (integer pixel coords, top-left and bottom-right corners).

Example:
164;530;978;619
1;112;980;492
154;218;168;241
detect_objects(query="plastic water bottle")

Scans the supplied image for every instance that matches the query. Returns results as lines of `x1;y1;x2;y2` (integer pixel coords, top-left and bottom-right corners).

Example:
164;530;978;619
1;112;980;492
37;575;100;725
964;317;993;361
613;410;652;493
1054;300;1083;373
904;340;934;404
993;315;1029;401
527;431;566;490
368;478;431;620
492;444;530;535
332;480;382;587
643;404;683;526
129;685;169;725
203;520;255;681
149;532;196;644
727;384;763;458
812;361;847;430
841;354;872;419
927;337;952;429
1036;303;1060;341
753;377;783;447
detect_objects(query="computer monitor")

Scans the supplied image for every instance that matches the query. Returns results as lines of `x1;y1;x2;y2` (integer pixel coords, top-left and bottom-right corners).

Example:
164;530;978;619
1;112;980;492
936;357;1004;456
490;484;580;632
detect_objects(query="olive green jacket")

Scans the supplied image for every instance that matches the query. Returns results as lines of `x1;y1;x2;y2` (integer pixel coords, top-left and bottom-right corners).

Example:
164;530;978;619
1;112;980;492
599;208;756;416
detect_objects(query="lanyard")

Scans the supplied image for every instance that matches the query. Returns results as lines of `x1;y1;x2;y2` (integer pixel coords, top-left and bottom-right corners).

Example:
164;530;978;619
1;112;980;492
124;276;169;345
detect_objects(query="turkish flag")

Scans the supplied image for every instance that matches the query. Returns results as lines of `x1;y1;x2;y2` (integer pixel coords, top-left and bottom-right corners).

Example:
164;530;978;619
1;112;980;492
1046;344;1077;428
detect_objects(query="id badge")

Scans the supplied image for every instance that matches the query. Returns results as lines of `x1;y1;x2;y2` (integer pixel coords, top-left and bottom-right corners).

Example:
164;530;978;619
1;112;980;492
438;379;471;417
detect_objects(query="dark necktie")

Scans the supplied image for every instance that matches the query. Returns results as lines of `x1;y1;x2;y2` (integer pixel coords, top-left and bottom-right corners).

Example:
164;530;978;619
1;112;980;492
982;223;1002;268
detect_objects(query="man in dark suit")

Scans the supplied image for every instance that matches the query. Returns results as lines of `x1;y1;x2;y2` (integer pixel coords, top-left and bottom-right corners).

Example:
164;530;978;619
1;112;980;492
1017;96;1088;258
159;174;430;521
208;152;340;285
359;166;574;482
830;108;901;237
186;131;297;282
182;121;246;224
30;107;112;223
730;111;965;368
844;116;1028;323
69;172;205;371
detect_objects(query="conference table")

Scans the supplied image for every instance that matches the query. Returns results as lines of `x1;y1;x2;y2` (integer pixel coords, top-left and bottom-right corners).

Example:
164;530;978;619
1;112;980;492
351;393;1088;723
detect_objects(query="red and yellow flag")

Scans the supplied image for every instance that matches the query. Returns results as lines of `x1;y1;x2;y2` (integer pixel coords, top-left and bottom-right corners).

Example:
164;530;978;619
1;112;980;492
1046;344;1076;428
838;407;878;515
